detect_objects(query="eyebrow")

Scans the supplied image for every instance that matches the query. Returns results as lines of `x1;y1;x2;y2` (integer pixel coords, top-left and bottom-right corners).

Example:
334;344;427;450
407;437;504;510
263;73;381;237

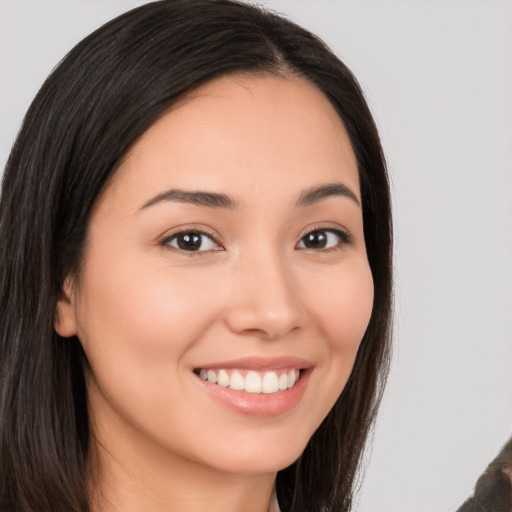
296;182;360;207
140;189;237;210
139;181;360;212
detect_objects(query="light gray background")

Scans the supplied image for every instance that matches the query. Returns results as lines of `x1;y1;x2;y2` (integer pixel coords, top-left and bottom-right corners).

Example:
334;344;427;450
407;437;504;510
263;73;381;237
1;1;511;511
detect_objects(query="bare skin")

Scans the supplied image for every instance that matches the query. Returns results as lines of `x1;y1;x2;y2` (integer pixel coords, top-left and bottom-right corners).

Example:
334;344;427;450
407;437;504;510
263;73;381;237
56;74;373;512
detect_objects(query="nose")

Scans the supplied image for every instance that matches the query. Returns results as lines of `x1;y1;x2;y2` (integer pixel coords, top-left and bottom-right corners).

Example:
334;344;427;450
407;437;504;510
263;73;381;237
224;250;301;340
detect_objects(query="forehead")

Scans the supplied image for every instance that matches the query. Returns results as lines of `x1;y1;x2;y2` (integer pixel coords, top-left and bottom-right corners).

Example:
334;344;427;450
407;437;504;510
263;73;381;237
104;73;360;210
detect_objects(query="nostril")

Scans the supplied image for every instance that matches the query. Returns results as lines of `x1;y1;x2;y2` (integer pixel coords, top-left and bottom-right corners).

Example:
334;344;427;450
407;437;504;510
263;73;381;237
223;305;300;341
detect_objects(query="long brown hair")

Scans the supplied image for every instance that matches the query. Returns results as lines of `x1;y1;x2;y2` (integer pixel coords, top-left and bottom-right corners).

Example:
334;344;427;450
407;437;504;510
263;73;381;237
0;1;392;510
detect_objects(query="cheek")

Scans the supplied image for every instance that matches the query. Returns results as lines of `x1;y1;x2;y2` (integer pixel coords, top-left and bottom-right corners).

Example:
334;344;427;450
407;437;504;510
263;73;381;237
73;261;230;444
76;264;225;357
115;271;222;345
285;258;374;444
310;260;374;354
302;258;374;414
73;256;229;404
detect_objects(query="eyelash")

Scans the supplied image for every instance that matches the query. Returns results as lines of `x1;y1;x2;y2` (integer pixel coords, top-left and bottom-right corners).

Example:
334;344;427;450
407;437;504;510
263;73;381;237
159;225;352;256
159;228;222;257
296;225;352;252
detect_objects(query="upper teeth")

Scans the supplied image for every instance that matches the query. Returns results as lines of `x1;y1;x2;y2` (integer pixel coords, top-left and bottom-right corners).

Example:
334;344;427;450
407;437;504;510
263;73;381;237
198;369;300;394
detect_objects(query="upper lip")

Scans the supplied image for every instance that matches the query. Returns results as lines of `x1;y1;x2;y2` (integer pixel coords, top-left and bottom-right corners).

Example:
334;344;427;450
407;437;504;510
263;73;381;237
194;356;313;371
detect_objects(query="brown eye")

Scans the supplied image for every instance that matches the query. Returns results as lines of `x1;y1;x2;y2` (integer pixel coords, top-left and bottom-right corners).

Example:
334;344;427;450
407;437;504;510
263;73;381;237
166;231;219;252
302;231;328;249
297;229;350;250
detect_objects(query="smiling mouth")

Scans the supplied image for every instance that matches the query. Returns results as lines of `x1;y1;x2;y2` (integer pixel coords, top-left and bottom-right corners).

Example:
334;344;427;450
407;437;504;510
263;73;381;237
194;368;302;394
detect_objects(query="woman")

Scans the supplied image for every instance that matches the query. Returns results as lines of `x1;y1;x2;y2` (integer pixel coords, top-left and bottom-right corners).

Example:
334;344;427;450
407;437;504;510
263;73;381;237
0;1;392;511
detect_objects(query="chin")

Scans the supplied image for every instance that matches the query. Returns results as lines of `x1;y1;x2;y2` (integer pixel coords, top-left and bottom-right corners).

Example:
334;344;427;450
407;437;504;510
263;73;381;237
194;425;314;476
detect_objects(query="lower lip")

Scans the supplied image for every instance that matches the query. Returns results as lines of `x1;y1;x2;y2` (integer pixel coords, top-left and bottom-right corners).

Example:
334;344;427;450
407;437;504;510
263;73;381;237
195;369;312;417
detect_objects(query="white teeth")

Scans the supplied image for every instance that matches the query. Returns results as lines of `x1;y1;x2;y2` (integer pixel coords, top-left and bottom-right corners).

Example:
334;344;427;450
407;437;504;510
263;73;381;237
287;369;296;388
262;371;279;393
278;373;288;390
198;368;301;394
217;369;229;387
245;371;262;393
230;371;245;390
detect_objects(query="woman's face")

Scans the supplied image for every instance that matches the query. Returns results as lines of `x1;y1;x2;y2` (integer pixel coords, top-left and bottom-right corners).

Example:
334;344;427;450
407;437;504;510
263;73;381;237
57;74;374;476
